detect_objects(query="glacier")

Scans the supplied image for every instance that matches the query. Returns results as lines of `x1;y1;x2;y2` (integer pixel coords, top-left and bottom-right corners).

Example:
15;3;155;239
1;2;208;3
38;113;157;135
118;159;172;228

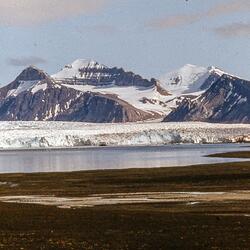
0;121;250;150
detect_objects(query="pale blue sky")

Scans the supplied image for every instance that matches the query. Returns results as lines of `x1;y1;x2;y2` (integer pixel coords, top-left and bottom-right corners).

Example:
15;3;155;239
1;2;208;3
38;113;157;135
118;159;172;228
1;0;250;84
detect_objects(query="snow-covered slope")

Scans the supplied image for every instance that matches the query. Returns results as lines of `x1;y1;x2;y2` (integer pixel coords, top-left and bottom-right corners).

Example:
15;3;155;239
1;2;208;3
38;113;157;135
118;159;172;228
6;80;49;97
0;121;250;149
52;59;107;79
62;84;172;114
160;64;225;96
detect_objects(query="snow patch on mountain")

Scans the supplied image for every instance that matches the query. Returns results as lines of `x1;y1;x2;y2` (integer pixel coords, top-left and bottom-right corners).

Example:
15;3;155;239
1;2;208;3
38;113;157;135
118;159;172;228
7;80;49;97
7;80;38;97
31;83;48;94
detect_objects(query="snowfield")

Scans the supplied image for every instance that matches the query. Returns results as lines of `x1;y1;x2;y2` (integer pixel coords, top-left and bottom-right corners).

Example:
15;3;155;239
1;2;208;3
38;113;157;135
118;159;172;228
160;64;224;95
62;83;172;114
0;121;250;150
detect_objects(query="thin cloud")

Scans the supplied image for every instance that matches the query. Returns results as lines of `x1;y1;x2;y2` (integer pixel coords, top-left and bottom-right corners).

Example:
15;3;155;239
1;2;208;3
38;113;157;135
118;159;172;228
147;0;250;30
214;22;250;38
148;14;201;29
206;0;250;17
7;56;47;67
0;0;110;26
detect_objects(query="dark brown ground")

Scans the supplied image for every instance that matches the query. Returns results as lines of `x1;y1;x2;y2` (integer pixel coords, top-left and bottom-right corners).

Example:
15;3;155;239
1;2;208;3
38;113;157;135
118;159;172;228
0;151;250;249
209;150;250;159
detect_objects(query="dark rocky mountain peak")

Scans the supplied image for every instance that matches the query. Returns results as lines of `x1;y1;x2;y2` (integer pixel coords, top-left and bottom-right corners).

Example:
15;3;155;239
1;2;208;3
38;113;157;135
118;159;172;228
15;66;50;82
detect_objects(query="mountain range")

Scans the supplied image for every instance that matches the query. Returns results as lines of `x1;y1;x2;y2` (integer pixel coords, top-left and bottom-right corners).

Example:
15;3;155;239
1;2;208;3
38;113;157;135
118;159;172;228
0;59;249;123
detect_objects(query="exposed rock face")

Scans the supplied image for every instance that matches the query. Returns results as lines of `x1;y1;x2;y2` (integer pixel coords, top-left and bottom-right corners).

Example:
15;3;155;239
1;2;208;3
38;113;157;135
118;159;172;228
199;70;221;91
0;66;157;123
53;59;156;88
155;81;171;96
77;66;156;87
55;92;157;123
0;66;49;100
164;74;250;123
15;66;49;81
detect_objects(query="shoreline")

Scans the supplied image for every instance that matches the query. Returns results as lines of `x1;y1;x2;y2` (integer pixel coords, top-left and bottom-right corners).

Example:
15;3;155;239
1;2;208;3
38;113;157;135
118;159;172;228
0;156;249;194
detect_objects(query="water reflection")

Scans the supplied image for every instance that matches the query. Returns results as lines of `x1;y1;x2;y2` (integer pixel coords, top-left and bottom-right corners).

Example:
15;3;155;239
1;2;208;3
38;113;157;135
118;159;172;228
0;144;248;173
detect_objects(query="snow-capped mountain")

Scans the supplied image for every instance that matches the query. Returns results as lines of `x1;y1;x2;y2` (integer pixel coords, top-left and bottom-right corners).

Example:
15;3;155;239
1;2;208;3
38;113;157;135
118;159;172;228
0;60;249;123
51;59;172;115
0;66;157;122
52;59;157;88
164;73;250;123
160;64;224;96
52;59;107;80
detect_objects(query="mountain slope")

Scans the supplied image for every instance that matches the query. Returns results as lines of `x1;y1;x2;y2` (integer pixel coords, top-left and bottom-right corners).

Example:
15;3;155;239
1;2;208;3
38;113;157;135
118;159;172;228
54;92;157;123
0;66;50;100
160;64;224;96
52;59;172;115
0;66;157;122
1;61;249;124
164;74;250;123
52;59;157;87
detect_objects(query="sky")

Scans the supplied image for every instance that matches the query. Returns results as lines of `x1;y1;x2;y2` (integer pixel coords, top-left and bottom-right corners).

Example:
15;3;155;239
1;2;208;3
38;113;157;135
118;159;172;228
1;0;250;84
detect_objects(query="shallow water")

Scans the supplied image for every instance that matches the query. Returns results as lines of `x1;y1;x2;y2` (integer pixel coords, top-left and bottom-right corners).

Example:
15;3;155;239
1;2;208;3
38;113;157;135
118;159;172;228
0;144;249;173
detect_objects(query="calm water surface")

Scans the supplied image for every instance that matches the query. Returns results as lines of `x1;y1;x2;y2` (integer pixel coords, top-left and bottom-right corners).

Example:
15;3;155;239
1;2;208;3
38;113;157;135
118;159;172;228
0;144;249;173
